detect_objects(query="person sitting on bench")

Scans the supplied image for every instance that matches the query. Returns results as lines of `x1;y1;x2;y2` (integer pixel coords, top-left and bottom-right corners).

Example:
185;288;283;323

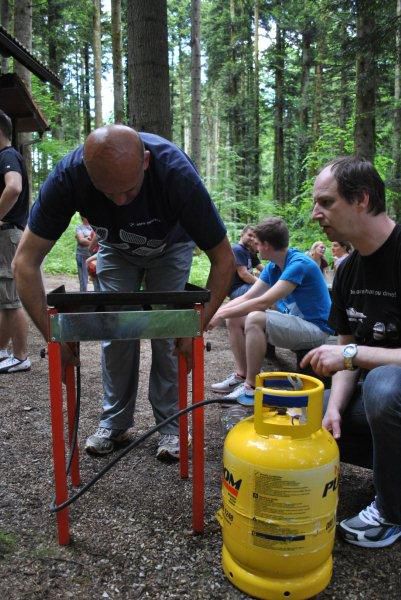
208;216;333;403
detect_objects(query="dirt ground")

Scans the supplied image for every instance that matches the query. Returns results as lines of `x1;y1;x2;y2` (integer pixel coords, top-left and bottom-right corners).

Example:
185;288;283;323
0;274;400;599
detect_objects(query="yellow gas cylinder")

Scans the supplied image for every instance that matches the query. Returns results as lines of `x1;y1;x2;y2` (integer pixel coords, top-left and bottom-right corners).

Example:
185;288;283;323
217;371;339;600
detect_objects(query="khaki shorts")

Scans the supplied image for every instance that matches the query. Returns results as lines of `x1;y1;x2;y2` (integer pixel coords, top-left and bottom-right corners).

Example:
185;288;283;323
0;228;22;309
265;309;329;351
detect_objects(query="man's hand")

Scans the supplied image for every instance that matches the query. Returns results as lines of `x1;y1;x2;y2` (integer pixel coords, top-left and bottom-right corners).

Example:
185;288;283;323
322;407;342;439
174;338;193;372
61;342;80;383
207;311;224;331
300;344;347;377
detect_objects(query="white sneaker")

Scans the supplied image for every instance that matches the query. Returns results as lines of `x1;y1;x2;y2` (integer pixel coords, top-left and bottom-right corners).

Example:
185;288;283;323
211;372;245;393
0;355;31;374
224;382;255;406
156;434;192;462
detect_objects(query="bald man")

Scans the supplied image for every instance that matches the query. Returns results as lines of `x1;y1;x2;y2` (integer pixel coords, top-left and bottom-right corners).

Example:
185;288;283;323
13;125;235;460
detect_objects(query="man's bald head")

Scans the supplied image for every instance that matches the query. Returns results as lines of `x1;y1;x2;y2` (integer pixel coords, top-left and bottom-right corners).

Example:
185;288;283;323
83;125;149;206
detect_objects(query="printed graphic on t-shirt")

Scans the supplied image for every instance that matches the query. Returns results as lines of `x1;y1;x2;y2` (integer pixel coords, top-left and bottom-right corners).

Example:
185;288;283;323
331;225;401;346
92;224;167;257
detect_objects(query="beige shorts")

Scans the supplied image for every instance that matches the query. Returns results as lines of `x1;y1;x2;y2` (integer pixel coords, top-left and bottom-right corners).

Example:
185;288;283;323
0;228;22;309
265;309;329;351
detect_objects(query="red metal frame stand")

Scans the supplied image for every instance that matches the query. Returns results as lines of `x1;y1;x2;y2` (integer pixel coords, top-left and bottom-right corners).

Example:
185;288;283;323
47;304;206;544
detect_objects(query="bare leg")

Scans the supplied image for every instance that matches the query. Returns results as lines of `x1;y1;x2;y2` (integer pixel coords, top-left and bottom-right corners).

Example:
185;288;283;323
226;316;247;377
0;310;10;351
0;308;28;359
244;311;267;386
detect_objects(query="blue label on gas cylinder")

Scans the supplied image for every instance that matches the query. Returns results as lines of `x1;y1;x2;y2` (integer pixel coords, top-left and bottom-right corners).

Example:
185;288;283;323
262;394;309;408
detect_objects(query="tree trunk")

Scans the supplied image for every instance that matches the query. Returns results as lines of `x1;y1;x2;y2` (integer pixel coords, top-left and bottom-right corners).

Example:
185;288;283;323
82;43;92;136
393;0;401;185
14;0;32;203
312;34;324;143
190;0;201;169
1;0;10;74
253;0;260;196
93;0;103;128
339;22;351;153
297;28;314;189
178;38;185;150
111;0;124;123
273;24;285;204
127;0;172;139
354;0;376;162
48;0;63;139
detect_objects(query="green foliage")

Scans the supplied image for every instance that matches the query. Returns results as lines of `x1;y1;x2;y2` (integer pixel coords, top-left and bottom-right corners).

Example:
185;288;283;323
0;530;16;557
188;252;211;287
44;215;80;276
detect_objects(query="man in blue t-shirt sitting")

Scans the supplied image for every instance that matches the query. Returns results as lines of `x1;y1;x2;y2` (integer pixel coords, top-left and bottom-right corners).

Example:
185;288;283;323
13;125;235;460
229;225;263;300
209;216;332;404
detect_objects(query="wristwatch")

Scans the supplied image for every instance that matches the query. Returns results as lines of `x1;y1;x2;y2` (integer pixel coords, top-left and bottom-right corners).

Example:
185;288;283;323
343;344;358;370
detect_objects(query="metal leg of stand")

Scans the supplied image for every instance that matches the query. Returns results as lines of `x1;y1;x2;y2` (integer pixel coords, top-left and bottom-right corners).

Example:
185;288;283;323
65;365;81;487
192;334;204;533
48;341;70;545
178;353;189;479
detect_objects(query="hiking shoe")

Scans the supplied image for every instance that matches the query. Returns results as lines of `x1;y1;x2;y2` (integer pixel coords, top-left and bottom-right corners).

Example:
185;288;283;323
0;355;31;373
211;372;245;394
85;427;132;455
224;382;255;406
156;434;192;462
339;499;401;548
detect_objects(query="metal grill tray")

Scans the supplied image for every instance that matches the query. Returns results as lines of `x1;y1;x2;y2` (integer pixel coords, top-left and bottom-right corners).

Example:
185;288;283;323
47;283;210;311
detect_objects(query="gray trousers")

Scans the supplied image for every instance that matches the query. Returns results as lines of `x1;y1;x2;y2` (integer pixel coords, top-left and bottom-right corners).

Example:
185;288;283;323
96;242;193;435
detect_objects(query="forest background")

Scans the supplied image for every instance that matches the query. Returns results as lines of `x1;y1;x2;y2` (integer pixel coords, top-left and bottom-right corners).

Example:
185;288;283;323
3;0;401;286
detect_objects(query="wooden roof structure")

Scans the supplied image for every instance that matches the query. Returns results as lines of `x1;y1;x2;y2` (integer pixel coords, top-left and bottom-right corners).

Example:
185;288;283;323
0;24;63;136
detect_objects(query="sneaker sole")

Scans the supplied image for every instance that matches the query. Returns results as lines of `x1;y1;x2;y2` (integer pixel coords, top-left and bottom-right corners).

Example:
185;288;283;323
339;527;401;548
0;366;31;374
211;383;246;394
85;446;113;456
156;449;179;463
85;436;132;456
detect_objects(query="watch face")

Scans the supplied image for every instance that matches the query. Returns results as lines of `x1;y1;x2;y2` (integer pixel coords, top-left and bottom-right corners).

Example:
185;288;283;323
344;345;356;358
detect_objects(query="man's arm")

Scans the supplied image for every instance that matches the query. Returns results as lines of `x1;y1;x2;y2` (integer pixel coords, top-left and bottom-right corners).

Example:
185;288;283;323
0;171;22;220
210;278;296;324
13;227;80;377
75;229;92;246
175;236;235;370
12;227;56;338
237;265;258;284
300;338;401;377
203;236;236;326
300;334;359;439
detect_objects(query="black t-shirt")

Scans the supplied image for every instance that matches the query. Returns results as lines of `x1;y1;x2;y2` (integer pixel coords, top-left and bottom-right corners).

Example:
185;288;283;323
29;133;226;257
329;224;401;347
0;146;29;227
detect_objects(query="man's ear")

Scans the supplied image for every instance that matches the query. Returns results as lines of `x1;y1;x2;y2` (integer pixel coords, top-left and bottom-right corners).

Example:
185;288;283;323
143;150;150;171
356;190;370;210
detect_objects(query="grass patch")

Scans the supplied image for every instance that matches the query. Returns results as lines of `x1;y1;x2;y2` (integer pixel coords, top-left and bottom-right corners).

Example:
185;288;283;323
0;531;16;557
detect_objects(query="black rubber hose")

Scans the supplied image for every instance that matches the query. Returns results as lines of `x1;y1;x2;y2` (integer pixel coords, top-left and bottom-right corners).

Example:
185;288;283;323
50;396;236;513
